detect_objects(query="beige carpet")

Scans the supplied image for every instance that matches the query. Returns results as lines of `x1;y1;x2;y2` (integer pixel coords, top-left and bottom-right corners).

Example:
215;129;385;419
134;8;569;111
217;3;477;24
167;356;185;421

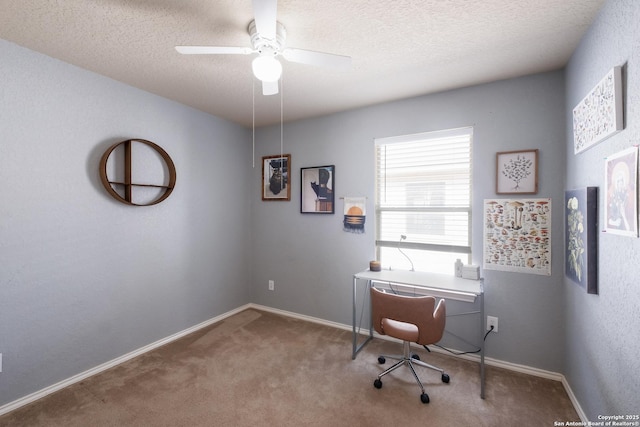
0;309;579;426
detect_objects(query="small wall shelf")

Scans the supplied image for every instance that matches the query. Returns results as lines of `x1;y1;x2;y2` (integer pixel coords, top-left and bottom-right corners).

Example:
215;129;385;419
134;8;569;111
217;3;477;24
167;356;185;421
99;139;176;206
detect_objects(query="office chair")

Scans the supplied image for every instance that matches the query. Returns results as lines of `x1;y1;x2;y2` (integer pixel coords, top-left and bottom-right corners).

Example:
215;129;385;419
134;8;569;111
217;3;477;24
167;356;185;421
370;286;449;404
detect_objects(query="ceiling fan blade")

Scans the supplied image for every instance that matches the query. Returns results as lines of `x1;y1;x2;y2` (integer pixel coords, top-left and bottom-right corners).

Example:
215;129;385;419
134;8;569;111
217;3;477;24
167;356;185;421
175;46;253;55
252;0;277;39
262;80;279;96
281;48;352;70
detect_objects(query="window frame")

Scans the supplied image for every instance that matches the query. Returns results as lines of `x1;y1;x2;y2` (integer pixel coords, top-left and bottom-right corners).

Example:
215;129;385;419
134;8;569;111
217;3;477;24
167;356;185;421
374;127;473;272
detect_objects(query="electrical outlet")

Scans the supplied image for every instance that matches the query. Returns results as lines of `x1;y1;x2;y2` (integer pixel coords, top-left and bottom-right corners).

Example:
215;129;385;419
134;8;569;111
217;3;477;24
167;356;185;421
487;316;498;333
268;280;274;291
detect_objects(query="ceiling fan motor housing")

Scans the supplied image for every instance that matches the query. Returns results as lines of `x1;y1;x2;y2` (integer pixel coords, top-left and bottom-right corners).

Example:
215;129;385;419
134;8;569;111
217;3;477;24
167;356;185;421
248;20;286;56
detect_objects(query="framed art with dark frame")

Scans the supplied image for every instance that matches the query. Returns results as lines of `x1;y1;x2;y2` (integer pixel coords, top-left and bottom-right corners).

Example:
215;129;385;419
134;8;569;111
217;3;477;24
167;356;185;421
262;154;291;201
496;149;538;194
300;165;335;214
565;187;598;294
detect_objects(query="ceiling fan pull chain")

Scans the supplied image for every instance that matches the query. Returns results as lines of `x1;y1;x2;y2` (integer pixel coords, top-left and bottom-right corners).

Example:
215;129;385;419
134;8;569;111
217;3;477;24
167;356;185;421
280;73;284;159
252;75;256;168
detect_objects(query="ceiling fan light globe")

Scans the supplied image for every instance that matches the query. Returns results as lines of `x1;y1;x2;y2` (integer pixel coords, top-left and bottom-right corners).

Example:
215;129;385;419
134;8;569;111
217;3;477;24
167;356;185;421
252;55;282;82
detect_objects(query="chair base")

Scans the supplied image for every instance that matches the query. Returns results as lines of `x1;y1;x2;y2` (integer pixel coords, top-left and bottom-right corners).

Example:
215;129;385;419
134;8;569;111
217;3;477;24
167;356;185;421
373;341;450;404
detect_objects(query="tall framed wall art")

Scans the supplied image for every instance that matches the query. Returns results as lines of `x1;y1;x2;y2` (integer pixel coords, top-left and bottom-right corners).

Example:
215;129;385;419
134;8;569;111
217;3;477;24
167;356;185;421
565;187;598;294
300;165;335;214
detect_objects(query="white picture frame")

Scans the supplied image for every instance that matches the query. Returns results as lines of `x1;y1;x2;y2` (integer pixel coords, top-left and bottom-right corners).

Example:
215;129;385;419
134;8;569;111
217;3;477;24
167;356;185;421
483;198;552;275
604;146;638;237
573;66;624;154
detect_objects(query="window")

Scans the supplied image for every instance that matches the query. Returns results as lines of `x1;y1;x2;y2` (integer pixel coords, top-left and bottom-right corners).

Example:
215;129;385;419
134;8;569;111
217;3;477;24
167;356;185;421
375;127;473;274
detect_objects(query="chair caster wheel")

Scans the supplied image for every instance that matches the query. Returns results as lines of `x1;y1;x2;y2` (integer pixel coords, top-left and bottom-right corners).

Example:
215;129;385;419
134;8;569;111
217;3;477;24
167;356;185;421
378;356;386;364
411;354;421;361
442;373;450;383
420;393;430;403
374;379;383;389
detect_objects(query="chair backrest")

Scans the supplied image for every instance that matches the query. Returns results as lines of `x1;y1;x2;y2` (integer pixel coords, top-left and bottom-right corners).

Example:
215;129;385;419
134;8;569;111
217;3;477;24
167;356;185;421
370;287;446;345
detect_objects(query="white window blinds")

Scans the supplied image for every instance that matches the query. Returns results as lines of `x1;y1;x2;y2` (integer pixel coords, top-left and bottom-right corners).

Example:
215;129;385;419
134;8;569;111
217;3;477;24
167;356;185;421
375;127;472;273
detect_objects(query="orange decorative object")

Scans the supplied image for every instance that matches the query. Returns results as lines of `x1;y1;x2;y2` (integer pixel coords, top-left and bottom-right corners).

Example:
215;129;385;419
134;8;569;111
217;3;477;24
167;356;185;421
347;206;363;215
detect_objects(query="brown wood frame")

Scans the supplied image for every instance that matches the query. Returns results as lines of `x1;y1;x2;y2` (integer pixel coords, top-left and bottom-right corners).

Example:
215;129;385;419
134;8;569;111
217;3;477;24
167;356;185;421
100;139;176;206
262;154;291;201
496;149;538;194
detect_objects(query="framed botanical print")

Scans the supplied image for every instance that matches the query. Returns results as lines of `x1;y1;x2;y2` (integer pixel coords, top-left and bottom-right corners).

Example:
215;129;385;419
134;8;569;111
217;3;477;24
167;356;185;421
300;165;335;214
262;154;291;201
496;149;538;194
565;187;598;294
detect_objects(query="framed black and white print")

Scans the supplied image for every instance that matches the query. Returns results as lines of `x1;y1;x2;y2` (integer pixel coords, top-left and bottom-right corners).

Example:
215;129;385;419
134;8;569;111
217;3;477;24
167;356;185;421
262;154;291;201
301;165;335;214
496;149;538;194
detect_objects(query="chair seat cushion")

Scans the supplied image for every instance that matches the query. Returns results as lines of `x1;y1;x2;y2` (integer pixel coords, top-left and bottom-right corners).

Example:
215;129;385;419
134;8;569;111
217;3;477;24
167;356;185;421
381;318;419;342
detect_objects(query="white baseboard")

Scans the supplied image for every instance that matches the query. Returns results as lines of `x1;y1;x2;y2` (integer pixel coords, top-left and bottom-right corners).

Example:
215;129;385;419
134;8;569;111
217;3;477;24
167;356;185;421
0;304;251;417
0;303;586;421
251;303;559;376
561;376;588;422
250;303;587;421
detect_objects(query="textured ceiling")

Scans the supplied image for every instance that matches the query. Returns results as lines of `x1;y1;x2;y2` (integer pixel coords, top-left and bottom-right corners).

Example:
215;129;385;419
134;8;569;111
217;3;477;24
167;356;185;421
0;0;605;127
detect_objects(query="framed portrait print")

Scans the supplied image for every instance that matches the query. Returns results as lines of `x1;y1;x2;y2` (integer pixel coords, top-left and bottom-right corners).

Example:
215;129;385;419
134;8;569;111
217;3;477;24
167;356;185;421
301;165;335;214
604;146;638;236
496;149;538;194
262;154;291;201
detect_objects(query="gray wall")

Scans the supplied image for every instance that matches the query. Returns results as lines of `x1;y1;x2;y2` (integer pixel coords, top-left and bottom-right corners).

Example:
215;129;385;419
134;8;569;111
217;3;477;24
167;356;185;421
3;0;637;417
0;39;252;406
251;71;568;373
564;0;640;418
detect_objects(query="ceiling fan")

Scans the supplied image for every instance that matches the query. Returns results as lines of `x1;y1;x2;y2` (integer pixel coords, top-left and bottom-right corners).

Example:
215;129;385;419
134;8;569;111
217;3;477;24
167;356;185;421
175;0;352;96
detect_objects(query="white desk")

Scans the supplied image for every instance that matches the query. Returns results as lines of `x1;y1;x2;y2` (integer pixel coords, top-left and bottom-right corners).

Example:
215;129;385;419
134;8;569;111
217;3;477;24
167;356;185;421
352;269;485;398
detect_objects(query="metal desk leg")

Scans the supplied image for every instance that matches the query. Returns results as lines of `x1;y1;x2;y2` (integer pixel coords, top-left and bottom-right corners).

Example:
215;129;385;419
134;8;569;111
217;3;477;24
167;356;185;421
480;285;486;399
352;276;373;359
352;275;357;358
